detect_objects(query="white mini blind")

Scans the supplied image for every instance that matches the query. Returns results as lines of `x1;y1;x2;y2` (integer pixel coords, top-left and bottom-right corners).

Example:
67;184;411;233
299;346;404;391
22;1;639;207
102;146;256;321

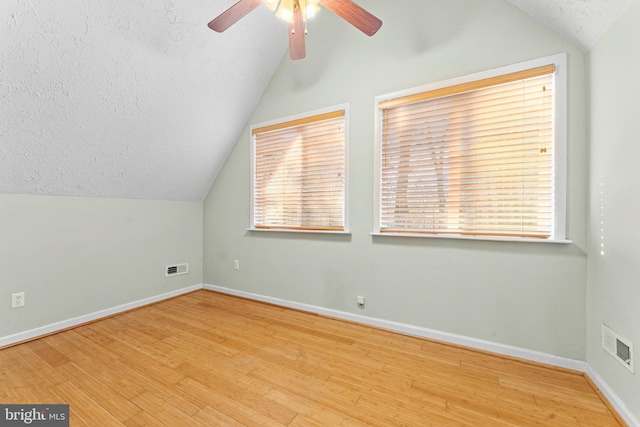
378;65;555;238
252;110;346;231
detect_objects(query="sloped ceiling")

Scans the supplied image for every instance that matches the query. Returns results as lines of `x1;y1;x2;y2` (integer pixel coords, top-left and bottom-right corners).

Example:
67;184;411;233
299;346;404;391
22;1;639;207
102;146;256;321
1;0;286;200
507;0;632;50
0;0;632;201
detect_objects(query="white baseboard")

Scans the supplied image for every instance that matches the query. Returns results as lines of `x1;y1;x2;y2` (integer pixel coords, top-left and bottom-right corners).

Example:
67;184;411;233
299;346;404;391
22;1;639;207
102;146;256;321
205;284;640;424
203;283;586;372
0;284;203;348
2;282;636;425
586;365;640;427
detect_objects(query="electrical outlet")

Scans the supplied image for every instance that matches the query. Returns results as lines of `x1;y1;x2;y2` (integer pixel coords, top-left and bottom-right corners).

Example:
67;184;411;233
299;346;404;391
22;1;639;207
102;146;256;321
357;295;365;308
233;260;240;270
11;292;25;309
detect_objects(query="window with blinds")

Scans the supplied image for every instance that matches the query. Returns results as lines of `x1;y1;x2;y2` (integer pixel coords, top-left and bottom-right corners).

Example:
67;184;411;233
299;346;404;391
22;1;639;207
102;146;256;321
251;107;348;232
375;57;566;240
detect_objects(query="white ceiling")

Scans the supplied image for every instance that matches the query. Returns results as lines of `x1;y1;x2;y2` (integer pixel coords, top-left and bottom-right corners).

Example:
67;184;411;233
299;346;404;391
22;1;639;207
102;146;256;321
0;0;632;201
1;0;286;200
507;0;632;50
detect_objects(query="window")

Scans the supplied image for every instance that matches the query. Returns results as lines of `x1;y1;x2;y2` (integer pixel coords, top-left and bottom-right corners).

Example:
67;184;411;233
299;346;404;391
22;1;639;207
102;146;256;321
374;55;567;241
251;105;348;232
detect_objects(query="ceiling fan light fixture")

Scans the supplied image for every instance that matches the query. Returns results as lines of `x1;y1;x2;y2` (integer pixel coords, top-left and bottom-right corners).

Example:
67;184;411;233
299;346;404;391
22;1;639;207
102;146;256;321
277;8;294;22
209;0;382;60
264;0;320;23
263;0;279;9
305;3;320;20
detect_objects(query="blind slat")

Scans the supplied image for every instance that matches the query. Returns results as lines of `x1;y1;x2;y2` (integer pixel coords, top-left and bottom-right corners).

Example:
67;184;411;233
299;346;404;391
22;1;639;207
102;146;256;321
378;66;555;238
253;109;346;231
379;65;555;109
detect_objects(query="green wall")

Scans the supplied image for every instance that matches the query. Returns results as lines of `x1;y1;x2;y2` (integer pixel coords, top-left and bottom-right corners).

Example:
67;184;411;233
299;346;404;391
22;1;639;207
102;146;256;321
204;0;589;359
0;194;203;337
588;0;640;419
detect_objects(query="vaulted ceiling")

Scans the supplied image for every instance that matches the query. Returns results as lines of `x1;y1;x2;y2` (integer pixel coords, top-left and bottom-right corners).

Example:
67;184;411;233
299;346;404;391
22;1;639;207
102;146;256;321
507;0;631;50
0;0;632;201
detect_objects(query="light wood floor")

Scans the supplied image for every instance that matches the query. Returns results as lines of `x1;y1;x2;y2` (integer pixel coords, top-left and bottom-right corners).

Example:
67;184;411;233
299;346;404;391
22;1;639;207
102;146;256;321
0;290;625;426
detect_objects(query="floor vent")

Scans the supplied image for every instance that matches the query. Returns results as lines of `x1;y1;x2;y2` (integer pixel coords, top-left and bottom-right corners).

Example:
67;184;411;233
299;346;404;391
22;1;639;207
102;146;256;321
166;263;189;277
601;324;634;373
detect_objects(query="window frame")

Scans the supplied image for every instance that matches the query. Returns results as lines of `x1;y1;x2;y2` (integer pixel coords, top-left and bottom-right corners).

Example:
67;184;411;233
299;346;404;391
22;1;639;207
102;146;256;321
249;103;350;234
373;54;569;243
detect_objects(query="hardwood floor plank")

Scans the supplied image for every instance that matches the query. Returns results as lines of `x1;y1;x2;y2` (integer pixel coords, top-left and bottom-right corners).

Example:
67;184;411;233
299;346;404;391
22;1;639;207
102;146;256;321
81;324;186;386
131;391;209;427
444;400;527;427
498;374;612;414
55;362;142;422
0;290;625;426
108;358;206;417
44;331;147;400
3;345;67;390
287;414;327;427
192;405;247;427
24;339;71;367
123;411;169;427
176;362;297;424
51;381;126;426
173;377;286;427
354;394;464;427
264;387;373;427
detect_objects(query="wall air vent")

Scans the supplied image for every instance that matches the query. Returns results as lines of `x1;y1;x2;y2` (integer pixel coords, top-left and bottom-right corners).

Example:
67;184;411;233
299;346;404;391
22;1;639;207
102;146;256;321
601;324;634;373
166;263;188;277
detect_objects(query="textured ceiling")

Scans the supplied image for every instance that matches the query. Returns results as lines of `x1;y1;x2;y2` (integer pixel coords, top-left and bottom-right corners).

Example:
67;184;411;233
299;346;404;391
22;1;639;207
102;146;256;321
508;0;632;50
0;0;632;201
0;0;286;200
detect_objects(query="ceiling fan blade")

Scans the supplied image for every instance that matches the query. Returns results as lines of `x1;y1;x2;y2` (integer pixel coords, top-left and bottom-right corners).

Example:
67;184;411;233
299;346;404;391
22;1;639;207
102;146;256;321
208;0;263;32
288;2;306;60
319;0;382;36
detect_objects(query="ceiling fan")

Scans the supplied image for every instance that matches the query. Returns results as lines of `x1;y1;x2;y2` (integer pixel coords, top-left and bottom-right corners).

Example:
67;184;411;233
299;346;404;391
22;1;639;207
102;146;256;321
208;0;382;60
